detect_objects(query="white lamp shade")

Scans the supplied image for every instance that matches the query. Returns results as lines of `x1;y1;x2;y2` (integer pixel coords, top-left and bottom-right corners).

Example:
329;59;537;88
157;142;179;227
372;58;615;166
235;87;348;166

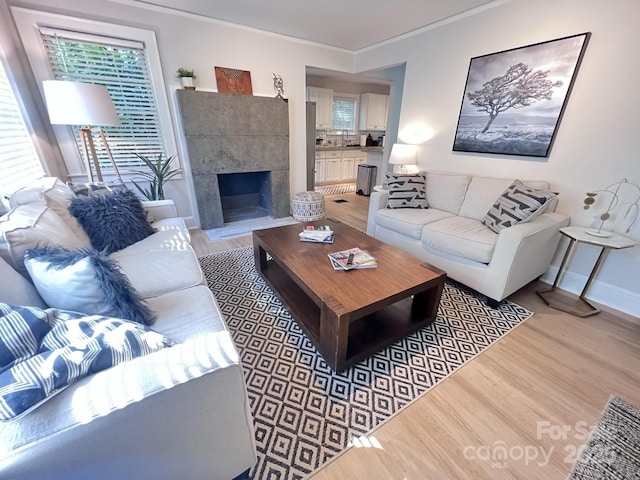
42;80;120;126
388;143;417;165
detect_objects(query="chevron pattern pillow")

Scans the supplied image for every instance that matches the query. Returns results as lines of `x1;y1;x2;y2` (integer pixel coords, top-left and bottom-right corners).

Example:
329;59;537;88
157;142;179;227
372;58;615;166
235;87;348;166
482;180;557;233
0;303;175;420
385;172;428;209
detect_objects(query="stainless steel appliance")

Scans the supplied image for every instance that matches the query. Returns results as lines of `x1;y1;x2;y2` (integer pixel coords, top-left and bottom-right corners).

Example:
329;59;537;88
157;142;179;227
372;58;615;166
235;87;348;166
356;164;377;196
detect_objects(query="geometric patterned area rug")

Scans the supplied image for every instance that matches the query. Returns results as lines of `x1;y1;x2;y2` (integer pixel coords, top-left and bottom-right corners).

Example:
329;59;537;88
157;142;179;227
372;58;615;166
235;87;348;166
199;247;533;480
315;183;356;196
569;395;640;479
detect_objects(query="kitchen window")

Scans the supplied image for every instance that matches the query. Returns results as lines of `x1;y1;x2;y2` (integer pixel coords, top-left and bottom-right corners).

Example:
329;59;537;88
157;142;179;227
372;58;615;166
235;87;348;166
332;94;358;133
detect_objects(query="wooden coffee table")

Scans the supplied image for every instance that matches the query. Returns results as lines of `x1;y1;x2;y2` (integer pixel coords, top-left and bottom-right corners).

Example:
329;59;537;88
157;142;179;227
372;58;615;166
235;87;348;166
252;219;446;372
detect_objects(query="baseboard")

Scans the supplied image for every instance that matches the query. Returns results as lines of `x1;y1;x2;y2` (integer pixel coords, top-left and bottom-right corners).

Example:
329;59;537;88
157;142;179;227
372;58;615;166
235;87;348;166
184;216;196;229
540;267;640;318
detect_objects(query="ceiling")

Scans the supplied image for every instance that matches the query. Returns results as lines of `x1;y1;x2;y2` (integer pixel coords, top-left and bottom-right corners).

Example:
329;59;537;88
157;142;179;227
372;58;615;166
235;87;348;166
130;0;495;51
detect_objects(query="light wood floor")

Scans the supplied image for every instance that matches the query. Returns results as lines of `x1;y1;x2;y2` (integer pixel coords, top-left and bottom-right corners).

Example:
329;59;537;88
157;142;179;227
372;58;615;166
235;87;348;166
191;192;640;480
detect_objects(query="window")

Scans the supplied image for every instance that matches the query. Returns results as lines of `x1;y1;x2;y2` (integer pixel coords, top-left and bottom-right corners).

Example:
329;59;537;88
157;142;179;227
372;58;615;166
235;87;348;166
40;27;164;171
332;95;358;133
11;7;178;180
0;59;44;201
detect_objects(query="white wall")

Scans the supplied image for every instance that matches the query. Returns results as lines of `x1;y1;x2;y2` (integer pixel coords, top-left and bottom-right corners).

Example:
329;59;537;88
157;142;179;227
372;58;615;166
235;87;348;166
4;0;638;315
355;0;640;316
4;0;353;225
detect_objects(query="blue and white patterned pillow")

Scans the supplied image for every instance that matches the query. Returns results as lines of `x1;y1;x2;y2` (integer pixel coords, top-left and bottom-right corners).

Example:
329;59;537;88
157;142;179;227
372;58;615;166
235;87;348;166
482;180;557;233
0;303;175;421
66;180;127;197
0;303;80;372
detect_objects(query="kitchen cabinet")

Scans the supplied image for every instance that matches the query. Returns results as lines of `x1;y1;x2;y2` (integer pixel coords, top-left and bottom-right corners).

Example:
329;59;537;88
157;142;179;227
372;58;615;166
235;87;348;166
341;157;355;180
314;158;326;184
359;93;388;131
324;151;342;183
314;149;372;185
325;159;342;183
306;87;333;129
340;150;364;181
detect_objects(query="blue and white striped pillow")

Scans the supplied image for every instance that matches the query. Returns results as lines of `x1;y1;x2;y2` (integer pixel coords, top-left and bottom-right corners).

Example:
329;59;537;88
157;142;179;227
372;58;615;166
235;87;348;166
0;303;80;372
0;303;175;421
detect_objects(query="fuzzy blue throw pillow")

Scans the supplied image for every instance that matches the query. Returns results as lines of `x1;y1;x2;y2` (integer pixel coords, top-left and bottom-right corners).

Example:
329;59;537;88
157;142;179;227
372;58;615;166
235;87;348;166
69;189;155;254
24;246;156;325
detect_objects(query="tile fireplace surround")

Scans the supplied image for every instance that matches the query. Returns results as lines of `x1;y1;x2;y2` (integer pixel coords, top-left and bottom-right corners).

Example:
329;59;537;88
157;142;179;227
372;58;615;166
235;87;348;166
177;90;290;229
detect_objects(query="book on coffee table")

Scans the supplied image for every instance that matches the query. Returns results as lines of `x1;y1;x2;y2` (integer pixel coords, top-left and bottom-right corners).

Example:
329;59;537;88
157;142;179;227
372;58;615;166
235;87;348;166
299;225;334;243
328;247;377;270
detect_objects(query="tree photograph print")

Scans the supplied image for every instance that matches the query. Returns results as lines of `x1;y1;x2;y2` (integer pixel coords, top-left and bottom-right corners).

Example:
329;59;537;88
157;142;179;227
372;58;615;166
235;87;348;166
453;32;590;157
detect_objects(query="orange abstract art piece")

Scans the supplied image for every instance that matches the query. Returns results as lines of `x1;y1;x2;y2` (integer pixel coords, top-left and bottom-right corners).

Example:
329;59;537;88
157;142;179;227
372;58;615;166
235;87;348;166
214;66;253;95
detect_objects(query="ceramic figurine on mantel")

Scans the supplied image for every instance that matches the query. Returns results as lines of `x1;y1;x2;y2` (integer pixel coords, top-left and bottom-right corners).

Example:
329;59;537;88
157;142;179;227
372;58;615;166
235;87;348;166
273;73;285;100
582;178;640;237
177;68;196;90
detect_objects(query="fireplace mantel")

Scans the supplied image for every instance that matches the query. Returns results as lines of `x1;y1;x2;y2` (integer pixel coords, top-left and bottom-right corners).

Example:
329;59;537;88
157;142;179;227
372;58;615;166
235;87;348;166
177;90;290;229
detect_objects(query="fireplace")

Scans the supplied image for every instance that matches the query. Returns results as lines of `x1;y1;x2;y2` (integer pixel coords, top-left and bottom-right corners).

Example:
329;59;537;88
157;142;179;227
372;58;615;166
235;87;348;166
177;90;290;229
218;171;272;223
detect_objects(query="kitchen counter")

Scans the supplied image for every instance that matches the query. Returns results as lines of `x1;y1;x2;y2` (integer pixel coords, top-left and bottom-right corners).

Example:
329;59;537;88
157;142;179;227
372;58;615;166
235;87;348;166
315;146;384;152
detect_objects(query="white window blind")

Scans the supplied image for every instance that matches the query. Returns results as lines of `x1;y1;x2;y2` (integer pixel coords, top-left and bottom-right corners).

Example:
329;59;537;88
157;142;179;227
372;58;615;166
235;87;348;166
332;96;357;133
0;60;44;198
40;28;166;171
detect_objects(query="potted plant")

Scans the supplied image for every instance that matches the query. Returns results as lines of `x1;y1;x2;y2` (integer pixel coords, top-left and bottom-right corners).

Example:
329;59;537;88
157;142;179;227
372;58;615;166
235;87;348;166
131;153;182;200
177;68;196;90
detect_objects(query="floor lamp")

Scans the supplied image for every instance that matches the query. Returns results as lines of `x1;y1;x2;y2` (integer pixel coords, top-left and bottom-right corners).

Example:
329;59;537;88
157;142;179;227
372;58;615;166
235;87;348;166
42;80;122;183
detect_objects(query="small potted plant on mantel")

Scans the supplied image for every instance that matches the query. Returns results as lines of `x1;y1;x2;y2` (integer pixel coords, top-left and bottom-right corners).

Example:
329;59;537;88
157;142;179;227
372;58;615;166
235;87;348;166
177;68;196;90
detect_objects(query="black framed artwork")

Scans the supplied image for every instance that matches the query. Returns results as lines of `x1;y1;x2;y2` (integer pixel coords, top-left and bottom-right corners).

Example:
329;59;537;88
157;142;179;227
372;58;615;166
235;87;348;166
452;32;591;157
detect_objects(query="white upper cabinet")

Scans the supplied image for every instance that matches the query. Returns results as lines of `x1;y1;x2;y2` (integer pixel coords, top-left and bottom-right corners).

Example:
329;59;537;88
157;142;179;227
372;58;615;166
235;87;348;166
306;87;333;129
359;93;388;131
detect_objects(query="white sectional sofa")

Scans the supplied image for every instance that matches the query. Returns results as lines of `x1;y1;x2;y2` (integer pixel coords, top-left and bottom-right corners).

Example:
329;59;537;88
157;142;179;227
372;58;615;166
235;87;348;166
367;171;570;305
0;178;256;480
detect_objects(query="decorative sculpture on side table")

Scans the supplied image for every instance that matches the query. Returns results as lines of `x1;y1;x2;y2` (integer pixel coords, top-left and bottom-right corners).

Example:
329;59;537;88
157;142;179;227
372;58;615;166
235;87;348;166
583;178;640;237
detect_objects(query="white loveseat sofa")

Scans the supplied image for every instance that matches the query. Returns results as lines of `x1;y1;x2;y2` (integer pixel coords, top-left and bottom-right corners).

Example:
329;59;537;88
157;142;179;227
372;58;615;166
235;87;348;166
367;171;570;305
0;178;256;480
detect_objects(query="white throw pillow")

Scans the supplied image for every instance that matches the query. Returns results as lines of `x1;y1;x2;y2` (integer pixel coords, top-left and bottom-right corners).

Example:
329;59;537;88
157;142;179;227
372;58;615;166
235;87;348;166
24;246;155;325
0;205;90;276
10;177;90;244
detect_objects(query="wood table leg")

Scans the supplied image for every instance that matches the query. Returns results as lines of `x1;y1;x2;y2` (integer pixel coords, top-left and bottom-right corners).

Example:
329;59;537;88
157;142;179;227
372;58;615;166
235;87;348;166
319;297;349;372
253;235;267;272
412;282;444;322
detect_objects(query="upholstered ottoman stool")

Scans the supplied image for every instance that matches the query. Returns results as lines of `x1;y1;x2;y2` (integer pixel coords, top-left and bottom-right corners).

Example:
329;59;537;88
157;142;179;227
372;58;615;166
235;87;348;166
291;191;325;221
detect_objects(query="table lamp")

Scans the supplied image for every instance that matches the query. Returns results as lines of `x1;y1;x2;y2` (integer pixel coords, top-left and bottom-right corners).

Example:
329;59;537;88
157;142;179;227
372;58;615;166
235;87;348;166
388;143;417;174
42;80;122;182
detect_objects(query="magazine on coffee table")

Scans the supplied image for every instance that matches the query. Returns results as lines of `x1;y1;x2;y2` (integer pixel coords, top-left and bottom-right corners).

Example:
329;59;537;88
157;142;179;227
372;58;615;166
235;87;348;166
328;247;377;270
